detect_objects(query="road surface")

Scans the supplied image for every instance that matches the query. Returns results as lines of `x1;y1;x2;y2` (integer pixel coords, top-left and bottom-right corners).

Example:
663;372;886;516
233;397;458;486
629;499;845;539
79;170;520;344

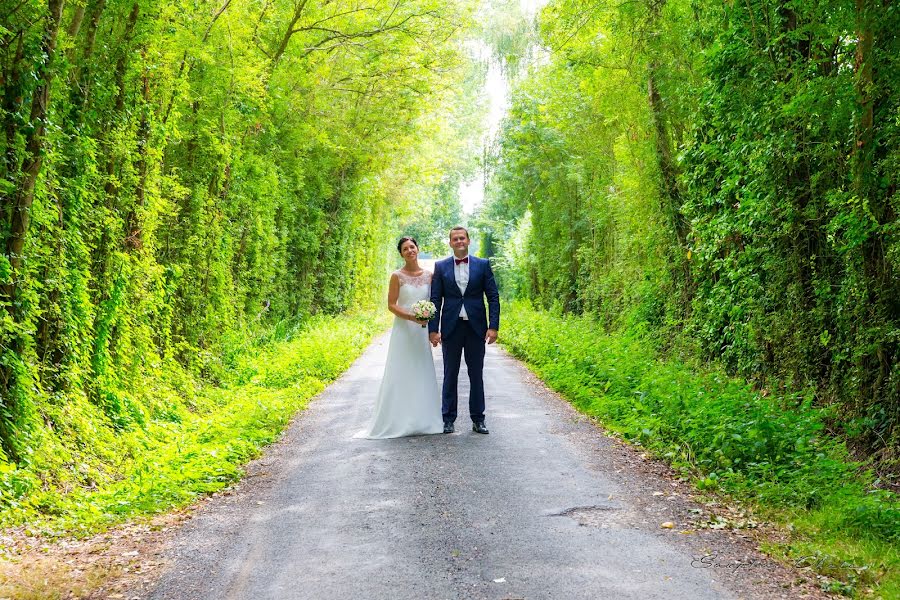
146;334;821;600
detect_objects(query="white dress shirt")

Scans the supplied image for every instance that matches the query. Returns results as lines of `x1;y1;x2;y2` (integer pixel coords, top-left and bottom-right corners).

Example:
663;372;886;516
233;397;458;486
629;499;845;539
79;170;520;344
454;255;469;320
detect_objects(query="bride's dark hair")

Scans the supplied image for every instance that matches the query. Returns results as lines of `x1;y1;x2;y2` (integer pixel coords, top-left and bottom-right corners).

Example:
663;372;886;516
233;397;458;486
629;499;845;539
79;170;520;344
397;236;419;254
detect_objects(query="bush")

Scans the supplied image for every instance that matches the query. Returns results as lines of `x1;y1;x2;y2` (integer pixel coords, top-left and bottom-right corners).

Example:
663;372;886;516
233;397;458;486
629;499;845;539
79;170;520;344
0;312;383;535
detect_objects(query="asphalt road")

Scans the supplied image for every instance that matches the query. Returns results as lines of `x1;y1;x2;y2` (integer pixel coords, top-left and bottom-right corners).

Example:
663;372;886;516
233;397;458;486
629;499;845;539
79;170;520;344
145;334;808;600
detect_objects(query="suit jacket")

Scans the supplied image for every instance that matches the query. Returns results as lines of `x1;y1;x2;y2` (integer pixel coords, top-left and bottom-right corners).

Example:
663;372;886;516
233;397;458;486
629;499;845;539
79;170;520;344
429;255;500;339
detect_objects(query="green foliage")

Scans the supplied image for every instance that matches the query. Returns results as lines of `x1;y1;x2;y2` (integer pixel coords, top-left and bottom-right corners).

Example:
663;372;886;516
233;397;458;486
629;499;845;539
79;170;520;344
503;301;899;596
0;312;384;534
479;0;900;459
397;55;488;257
476;0;538;76
0;0;481;461
0;0;483;539
678;2;900;453
399;177;467;257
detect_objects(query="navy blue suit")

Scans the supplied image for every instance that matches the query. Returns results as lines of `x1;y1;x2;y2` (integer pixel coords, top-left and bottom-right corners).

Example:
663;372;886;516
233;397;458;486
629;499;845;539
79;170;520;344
429;255;500;423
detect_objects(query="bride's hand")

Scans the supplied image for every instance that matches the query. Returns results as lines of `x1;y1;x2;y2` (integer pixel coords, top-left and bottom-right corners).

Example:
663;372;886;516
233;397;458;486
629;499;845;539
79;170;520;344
407;314;427;326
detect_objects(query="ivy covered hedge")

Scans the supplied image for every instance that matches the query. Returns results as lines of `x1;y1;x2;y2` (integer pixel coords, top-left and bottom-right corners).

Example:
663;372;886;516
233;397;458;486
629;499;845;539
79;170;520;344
0;1;480;471
476;0;900;462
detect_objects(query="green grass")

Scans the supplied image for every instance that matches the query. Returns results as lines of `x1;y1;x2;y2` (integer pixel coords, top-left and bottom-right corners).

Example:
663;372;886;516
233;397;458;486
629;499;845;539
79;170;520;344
0;311;386;536
501;301;899;599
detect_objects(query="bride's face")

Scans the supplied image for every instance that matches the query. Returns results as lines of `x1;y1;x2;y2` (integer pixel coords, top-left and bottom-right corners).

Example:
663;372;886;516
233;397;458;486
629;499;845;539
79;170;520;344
400;240;419;261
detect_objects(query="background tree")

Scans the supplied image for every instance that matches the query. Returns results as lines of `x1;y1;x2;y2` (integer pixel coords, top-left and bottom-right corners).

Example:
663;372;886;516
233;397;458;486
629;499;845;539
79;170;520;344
480;0;900;459
0;0;482;467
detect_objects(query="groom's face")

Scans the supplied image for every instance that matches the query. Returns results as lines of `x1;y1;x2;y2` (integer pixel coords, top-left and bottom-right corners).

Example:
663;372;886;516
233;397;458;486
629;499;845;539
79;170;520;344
449;230;470;256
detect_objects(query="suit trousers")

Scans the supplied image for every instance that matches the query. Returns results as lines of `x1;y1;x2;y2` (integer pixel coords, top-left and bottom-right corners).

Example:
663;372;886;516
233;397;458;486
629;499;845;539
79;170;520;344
441;319;486;423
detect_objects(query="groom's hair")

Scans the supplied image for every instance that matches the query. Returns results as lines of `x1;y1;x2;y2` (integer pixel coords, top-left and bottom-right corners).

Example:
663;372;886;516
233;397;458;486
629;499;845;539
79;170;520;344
397;236;418;253
449;226;469;239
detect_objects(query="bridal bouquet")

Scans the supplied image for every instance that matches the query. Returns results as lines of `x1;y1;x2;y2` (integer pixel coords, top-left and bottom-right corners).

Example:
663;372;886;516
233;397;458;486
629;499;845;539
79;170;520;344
411;300;437;328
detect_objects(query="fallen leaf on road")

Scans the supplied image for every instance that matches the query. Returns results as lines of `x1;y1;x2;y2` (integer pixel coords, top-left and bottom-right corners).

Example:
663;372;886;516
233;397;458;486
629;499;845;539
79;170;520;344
493;578;506;583
660;521;675;529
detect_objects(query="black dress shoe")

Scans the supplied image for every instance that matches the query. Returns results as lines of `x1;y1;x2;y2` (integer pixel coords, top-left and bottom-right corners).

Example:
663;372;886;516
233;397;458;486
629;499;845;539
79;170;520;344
472;421;489;434
443;422;454;434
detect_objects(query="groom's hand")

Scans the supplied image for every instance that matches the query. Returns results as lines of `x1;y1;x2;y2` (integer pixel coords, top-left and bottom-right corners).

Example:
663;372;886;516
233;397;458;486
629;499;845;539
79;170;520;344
485;329;498;345
429;332;441;347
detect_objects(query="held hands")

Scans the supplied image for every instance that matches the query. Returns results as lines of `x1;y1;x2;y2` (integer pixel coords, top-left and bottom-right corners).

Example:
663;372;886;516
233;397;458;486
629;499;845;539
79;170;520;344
429;332;441;347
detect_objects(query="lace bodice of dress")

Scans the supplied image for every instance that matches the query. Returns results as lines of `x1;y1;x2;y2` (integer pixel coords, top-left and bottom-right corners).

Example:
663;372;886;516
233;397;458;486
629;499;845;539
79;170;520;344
396;269;431;287
395;269;432;309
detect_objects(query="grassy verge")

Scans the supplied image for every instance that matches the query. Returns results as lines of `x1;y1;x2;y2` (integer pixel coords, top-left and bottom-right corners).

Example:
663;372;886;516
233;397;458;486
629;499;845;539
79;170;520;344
502;301;898;598
0;311;386;537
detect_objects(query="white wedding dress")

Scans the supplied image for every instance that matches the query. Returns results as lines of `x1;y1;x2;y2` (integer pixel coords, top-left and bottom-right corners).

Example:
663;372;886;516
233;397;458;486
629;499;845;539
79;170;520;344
355;270;444;439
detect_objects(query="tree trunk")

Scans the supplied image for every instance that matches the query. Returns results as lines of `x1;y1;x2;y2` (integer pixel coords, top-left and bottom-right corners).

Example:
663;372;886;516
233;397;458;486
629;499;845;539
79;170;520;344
853;0;897;437
82;0;107;65
647;70;688;245
103;3;140;200
69;0;107;115
66;3;87;40
853;0;874;197
271;0;310;66
3;0;66;309
2;32;25;175
162;0;233;125
643;0;692;299
647;67;692;300
91;2;138;308
125;60;150;250
0;0;65;463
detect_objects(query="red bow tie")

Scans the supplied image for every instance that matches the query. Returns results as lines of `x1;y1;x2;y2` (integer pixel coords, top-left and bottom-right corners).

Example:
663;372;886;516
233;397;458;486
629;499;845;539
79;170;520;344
455;257;469;265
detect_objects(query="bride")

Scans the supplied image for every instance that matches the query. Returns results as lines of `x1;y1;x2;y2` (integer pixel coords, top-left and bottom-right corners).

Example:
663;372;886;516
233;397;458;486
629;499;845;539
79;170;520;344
355;237;444;439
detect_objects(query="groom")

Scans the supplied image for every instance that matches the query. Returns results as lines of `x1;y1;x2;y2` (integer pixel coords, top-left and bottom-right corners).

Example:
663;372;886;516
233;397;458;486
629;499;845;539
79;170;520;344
429;226;500;435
